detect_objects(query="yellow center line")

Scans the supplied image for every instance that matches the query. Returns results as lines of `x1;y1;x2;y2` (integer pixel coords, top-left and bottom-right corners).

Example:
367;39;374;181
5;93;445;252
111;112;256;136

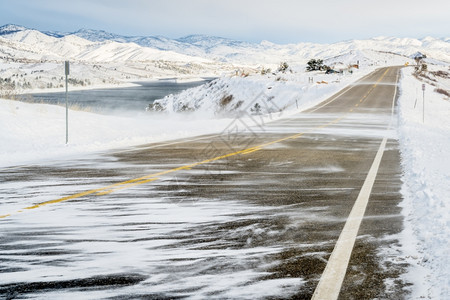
0;68;390;219
96;178;159;196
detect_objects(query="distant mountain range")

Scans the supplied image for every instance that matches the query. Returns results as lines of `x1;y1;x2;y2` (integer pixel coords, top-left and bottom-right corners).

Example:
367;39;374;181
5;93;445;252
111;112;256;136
1;24;449;65
0;24;252;54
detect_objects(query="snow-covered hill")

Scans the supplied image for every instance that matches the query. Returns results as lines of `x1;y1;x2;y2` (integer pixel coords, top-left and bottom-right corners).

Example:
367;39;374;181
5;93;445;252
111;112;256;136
0;25;238;92
0;24;449;93
0;26;210;63
1;24;449;65
54;28;450;64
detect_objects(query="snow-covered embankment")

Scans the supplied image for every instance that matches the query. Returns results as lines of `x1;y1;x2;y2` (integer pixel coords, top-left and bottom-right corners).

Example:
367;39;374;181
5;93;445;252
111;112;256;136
397;66;450;299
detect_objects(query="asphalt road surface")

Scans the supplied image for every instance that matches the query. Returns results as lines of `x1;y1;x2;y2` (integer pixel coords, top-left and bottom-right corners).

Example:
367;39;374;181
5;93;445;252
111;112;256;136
0;67;409;299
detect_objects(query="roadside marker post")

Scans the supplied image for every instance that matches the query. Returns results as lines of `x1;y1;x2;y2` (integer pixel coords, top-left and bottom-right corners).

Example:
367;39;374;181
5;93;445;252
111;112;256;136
65;61;69;144
414;87;418;108
422;83;425;123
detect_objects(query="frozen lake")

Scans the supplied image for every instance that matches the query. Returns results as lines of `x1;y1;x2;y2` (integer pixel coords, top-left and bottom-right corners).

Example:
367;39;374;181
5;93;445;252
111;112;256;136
21;80;211;114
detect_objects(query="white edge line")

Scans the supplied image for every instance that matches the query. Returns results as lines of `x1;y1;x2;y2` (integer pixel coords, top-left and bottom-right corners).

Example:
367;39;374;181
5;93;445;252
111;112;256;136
311;137;388;300
311;67;399;300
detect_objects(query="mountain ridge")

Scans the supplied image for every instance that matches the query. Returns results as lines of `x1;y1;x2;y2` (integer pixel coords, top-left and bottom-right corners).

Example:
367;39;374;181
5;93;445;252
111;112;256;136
0;24;449;65
2;24;449;49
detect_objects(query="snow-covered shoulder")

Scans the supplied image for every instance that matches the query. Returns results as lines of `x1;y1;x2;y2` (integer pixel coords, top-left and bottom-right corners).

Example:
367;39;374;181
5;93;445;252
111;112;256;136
397;66;450;299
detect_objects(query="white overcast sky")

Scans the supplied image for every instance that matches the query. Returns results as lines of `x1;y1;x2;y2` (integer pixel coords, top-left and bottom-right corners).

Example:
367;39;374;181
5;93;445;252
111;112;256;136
0;0;448;43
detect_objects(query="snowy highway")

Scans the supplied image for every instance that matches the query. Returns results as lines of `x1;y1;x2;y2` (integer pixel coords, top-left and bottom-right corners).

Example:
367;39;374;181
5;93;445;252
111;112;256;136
0;67;408;299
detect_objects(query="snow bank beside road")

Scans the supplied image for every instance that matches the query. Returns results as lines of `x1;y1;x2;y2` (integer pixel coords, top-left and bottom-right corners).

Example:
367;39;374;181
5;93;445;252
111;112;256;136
398;67;450;299
149;67;374;117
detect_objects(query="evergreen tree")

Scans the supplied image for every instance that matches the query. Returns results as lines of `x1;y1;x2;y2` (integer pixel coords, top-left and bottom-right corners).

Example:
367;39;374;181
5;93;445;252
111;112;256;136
306;59;327;71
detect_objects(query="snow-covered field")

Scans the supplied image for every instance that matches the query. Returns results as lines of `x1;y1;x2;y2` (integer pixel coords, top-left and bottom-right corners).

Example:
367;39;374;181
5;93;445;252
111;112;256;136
0;100;228;167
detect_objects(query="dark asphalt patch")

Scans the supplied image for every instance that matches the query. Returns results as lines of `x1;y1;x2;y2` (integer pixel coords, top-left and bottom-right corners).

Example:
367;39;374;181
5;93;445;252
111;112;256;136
0;273;147;299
